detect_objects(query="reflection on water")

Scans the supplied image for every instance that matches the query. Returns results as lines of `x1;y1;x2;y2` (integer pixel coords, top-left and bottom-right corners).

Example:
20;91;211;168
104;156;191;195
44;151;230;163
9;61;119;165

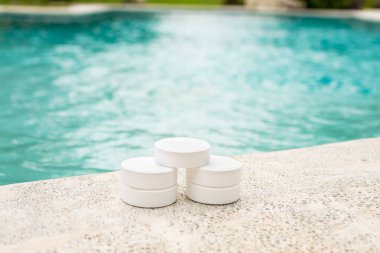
0;11;379;184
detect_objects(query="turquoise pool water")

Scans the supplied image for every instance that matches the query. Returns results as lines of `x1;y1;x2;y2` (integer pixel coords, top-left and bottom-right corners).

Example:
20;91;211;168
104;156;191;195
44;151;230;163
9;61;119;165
0;11;379;185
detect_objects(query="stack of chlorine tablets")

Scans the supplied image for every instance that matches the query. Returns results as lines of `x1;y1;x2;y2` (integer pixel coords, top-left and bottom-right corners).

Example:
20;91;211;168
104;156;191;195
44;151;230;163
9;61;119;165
120;137;241;208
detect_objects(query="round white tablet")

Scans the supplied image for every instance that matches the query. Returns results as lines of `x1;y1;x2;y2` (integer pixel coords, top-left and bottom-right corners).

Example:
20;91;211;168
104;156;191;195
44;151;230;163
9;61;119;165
121;157;177;190
186;155;241;188
186;182;240;205
154;137;210;168
121;184;177;208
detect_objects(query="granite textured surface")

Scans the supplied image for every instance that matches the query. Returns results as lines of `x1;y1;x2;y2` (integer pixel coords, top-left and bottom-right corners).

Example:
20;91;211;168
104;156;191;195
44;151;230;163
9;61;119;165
0;138;379;253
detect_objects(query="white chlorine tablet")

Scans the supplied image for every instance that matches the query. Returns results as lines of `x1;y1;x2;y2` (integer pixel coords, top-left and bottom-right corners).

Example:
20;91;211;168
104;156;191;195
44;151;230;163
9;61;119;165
187;155;241;188
154;137;210;168
121;157;177;190
121;184;177;208
186;182;240;205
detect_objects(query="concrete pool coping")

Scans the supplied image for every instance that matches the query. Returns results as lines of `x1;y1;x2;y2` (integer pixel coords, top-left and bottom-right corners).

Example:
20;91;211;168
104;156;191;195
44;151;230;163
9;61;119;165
0;4;380;22
0;137;379;252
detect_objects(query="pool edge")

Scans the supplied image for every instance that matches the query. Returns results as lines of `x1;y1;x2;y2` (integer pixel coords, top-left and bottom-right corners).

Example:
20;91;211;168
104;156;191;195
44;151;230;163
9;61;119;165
0;137;379;252
0;4;380;22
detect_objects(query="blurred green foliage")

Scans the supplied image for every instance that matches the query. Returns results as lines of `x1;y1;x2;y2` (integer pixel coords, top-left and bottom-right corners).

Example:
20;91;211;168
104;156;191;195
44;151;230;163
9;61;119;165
304;0;380;8
362;0;380;7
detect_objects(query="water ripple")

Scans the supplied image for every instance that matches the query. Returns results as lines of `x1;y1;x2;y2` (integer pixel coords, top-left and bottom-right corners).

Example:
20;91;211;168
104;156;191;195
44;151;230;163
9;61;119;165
0;11;380;184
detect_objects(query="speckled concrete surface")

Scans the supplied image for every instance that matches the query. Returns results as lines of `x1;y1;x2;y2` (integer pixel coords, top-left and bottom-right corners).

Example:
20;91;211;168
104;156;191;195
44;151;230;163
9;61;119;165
0;138;379;253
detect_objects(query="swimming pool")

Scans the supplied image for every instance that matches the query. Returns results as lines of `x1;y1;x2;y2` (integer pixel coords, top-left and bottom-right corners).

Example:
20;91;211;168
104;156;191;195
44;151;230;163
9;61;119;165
0;10;379;185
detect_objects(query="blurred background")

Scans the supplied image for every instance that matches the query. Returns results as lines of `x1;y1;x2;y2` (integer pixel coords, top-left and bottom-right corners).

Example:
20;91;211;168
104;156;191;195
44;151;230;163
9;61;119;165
0;0;380;185
0;0;380;8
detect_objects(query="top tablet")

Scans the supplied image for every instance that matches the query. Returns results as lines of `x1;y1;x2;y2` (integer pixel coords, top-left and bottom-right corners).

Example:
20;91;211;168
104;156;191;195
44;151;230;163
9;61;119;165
154;137;210;168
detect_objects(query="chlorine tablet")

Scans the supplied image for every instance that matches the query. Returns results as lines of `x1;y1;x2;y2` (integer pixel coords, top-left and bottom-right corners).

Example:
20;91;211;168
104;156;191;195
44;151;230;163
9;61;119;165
186;155;241;188
154;137;210;168
121;157;177;190
121;184;177;208
186;182;240;205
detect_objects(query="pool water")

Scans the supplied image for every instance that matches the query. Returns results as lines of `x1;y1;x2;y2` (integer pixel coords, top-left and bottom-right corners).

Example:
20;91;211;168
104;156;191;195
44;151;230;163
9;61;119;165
0;11;379;185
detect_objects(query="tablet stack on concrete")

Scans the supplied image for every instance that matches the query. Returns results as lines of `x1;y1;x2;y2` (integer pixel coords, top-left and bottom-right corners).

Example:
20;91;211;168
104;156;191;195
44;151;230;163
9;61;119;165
120;157;177;208
186;155;241;205
120;137;241;208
